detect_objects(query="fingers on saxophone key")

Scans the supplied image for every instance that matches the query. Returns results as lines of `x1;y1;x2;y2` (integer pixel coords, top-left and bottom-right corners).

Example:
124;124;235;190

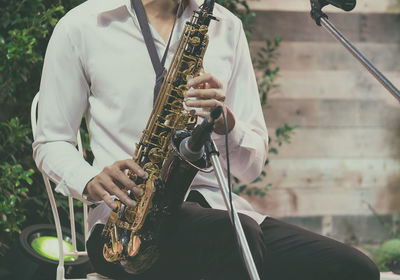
195;111;208;118
185;88;225;101
132;186;144;196
104;177;137;208
116;159;146;177
99;190;117;209
112;167;137;191
185;99;223;109
187;73;223;89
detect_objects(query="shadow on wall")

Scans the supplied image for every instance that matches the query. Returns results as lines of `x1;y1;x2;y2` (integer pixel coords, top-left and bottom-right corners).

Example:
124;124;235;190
389;117;400;212
376;119;400;213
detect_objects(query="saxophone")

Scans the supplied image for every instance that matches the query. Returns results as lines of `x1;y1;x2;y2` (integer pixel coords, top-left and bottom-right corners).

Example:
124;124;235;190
101;0;216;274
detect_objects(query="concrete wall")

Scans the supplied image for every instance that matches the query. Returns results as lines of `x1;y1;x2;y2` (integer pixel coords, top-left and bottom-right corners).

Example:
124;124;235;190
244;0;400;242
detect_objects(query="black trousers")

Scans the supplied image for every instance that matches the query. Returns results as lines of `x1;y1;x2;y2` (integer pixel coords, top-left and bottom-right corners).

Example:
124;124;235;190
87;191;380;280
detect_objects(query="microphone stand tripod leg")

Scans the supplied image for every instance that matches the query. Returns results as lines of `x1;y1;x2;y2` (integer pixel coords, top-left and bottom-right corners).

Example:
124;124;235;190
204;139;261;280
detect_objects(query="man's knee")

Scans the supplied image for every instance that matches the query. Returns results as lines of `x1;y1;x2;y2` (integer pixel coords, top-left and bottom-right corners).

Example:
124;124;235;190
338;246;380;280
366;261;380;280
351;255;380;280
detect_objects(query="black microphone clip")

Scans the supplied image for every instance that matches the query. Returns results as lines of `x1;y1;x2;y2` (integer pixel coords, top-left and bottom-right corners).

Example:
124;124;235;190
324;0;356;11
179;106;223;162
310;0;356;25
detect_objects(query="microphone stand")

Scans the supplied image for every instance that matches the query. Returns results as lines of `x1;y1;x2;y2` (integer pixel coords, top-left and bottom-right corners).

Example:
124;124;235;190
203;138;261;280
310;0;400;102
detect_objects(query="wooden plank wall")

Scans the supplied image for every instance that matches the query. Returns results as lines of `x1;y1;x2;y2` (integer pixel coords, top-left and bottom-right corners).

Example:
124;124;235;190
244;1;400;219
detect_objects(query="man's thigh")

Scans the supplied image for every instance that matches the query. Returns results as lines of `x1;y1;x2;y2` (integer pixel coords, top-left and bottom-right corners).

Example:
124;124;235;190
261;217;379;280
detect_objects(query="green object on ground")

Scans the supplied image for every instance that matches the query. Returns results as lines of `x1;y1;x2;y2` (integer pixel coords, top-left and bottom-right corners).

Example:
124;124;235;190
31;236;77;262
374;239;400;271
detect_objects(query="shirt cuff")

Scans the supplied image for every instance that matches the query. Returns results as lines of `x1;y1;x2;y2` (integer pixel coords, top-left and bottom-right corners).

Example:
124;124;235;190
211;119;246;151
55;165;101;204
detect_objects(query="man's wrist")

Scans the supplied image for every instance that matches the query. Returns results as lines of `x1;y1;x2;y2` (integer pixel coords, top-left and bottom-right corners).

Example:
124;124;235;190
82;176;97;203
214;106;235;135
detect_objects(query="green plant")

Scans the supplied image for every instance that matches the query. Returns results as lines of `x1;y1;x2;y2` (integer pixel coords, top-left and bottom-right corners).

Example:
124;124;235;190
0;0;84;257
0;118;34;256
366;203;400;271
0;163;33;256
374;239;400;272
0;117;32;161
255;36;283;106
0;2;65;107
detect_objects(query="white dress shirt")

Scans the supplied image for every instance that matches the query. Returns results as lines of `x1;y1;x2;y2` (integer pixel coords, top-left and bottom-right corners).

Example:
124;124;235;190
33;0;269;234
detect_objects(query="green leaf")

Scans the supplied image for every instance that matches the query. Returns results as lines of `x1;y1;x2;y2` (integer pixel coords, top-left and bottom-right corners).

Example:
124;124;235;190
20;187;28;193
251;177;262;184
269;147;278;155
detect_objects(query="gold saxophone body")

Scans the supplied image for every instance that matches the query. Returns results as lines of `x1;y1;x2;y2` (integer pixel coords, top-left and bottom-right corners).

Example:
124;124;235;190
101;0;216;274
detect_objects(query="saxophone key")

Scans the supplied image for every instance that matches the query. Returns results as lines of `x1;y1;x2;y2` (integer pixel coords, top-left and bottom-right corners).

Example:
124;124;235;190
148;147;164;163
176;84;187;95
128;234;141;257
128;170;138;182
199;25;208;35
143;162;160;177
150;131;168;147
190;36;201;46
168;100;184;111
163;113;177;127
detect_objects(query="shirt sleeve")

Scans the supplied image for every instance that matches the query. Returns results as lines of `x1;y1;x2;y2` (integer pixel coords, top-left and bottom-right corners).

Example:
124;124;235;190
32;18;101;202
211;21;269;184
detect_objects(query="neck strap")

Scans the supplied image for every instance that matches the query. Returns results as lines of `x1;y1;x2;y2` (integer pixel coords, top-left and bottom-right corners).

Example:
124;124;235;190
131;0;182;104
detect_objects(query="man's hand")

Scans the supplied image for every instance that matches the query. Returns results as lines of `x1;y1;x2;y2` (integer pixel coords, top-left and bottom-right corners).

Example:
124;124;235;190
186;73;235;134
84;159;145;209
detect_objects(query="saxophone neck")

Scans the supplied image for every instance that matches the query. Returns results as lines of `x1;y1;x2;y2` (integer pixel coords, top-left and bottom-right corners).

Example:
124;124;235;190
202;0;215;14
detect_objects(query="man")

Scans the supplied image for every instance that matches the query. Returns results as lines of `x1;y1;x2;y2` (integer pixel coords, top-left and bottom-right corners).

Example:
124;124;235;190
33;0;379;279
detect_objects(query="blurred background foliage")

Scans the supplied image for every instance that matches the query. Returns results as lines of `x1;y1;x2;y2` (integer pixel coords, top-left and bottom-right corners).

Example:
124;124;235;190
0;0;294;258
0;0;86;258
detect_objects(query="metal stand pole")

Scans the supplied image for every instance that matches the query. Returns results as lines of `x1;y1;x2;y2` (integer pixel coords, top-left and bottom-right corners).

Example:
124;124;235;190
310;1;400;102
320;17;400;102
205;139;260;280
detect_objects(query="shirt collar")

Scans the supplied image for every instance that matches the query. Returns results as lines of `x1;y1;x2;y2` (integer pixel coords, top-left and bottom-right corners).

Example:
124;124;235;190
95;0;202;46
96;0;201;14
94;0;130;13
